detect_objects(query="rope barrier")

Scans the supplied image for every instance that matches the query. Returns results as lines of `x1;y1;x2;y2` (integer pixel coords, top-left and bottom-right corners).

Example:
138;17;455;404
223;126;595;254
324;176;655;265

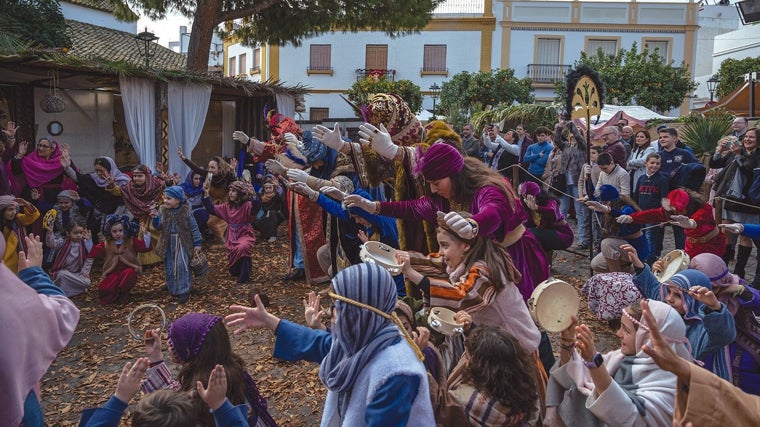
713;196;760;212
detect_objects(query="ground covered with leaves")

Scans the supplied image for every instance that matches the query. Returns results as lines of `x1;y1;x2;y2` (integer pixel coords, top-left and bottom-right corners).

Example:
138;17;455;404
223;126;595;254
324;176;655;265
41;229;620;426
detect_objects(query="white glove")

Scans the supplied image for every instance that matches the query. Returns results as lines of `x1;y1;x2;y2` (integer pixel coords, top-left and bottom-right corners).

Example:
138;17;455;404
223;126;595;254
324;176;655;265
616;215;633;224
344;194;376;214
669;215;694;229
443;211;477;240
586;201;609;213
320;186;347;201
358;123;398;160
233;130;250;144
265;159;286;176
286;168;309;183
283;132;304;150
290;182;316;199
582;164;592;175
312;123;346;151
718;223;744;235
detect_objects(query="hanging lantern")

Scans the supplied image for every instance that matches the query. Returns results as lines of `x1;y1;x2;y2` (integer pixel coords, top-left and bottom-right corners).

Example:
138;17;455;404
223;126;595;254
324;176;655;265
40;71;65;113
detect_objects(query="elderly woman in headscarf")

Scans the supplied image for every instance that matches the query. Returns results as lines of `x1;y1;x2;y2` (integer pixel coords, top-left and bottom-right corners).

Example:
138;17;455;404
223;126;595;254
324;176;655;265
688;252;760;395
0;232;79;427
622;244;738;383
225;263;436;426
203;180;259;284
546;300;691;427
121;164;165;266
176;147;237;243
61;152;130;240
10;137;77;204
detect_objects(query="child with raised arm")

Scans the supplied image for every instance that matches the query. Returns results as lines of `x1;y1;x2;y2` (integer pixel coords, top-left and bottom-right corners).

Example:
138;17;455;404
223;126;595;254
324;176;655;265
45;221;93;298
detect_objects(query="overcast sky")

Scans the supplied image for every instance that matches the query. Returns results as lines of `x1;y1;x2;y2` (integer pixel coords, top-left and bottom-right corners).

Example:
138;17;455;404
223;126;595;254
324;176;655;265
137;12;190;49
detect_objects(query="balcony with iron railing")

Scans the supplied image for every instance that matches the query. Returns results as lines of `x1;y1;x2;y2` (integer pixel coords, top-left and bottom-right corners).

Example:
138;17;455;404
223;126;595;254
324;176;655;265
433;0;485;15
307;65;334;76
355;69;396;81
527;64;572;84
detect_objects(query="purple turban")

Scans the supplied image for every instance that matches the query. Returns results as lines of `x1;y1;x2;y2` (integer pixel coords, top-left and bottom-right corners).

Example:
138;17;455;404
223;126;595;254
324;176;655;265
519;181;541;197
415;142;464;181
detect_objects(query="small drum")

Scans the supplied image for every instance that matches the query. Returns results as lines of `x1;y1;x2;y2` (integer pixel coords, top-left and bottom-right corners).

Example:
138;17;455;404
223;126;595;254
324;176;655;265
528;278;580;332
427;307;465;336
359;241;402;276
43;209;57;229
654;250;690;283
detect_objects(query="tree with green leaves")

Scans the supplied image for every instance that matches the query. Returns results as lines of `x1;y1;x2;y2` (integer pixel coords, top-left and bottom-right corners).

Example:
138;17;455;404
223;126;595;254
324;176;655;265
439;69;534;122
553;43;696;114
3;0;70;51
107;0;445;72
715;56;760;98
345;75;423;114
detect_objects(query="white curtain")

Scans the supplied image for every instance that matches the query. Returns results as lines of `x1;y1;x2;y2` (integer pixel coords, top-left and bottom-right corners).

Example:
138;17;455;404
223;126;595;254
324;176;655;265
276;93;296;119
221;101;236;158
168;81;212;178
119;76;156;168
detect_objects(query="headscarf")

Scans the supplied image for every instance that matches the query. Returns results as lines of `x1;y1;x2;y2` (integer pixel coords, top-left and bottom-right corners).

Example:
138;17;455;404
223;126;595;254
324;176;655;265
0;195;18;211
319;263;402;396
57;190;80;202
414;142;464;181
422;120;462;148
20;138;65;188
300;131;328;165
661;269;712;322
0;232;79;427
689;253;742;315
163;186;185;203
180;170;205;198
121;165;165;218
229;180;255;197
102;214;136;239
598;184;620;202
167;313;222;363
90;157;131;188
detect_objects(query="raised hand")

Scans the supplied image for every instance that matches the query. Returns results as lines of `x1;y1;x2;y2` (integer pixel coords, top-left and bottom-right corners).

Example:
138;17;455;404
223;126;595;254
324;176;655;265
232;130;250;144
586;200;609;213
303;291;326;330
312;123;345;151
357;229;369;244
617;215;633;224
575;323;598;363
176;146;186;160
225;294;281;333
320;186;346;201
358;123;398;160
718;223;744;235
18;234;44;271
17;140;28;156
2;120;18;138
144;328;163;362
286;168;309;183
265;159;286;176
669;215;694;229
454;310;472;331
196;364;228;411
229;157;238;172
443;211;478;240
411;326;430;350
524;194;538;211
114;358;149;403
619;243;644;269
688;286;721;311
344;194;376;214
289;182;316;199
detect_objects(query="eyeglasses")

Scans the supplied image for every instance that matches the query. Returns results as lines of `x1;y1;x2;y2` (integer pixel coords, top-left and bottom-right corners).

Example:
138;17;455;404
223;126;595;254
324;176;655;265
37;144;52;149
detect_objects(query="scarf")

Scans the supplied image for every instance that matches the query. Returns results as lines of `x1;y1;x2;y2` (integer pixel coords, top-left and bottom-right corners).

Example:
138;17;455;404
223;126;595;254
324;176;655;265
319;264;401;409
121;174;165;218
50;239;87;275
180;171;204;198
20;142;65;188
89;157;131;188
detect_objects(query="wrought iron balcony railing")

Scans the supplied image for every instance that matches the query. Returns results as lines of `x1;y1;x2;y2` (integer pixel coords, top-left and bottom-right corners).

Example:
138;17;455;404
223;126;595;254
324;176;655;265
527;64;571;84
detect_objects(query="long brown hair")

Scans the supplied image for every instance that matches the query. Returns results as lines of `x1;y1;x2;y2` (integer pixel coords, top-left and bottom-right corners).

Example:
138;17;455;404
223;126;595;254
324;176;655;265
461;326;538;418
449;157;517;210
437;212;522;287
176;321;248;427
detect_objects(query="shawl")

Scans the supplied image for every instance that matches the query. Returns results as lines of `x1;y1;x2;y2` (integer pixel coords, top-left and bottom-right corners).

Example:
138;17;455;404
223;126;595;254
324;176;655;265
20;140;65;188
154;202;196;261
121;173;165;218
689;253;742;315
50;239;87;275
0;233;79;427
89;157;131;188
319;263;401;400
180;170;204;198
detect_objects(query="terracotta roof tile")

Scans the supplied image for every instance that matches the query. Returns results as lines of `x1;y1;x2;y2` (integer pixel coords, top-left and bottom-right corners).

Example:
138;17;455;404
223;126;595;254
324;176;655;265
66;20;186;70
62;0;116;13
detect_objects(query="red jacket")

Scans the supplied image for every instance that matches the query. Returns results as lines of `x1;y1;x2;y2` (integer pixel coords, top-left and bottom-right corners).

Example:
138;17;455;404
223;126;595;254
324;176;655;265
629;204;726;257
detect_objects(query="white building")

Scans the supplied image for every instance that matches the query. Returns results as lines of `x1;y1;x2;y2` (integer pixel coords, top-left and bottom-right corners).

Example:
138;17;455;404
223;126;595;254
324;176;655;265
225;0;701;119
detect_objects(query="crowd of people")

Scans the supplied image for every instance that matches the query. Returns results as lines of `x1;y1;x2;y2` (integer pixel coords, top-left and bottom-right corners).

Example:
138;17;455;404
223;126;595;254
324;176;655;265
2;99;760;426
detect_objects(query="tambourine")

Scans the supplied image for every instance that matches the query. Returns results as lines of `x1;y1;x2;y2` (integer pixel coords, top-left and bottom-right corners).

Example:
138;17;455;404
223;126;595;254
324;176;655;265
43;209;57;229
427;307;465;336
359;241;402;276
528;278;580;332
654;250;690;283
242;169;252;183
127;304;168;343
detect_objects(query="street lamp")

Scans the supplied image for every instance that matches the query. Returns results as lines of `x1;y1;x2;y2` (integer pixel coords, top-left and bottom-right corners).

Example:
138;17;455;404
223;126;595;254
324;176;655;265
134;28;159;68
429;82;441;118
707;76;720;102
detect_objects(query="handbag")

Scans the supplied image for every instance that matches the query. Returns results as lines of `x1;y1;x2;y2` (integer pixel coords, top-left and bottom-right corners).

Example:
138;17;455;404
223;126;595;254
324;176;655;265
190;250;210;277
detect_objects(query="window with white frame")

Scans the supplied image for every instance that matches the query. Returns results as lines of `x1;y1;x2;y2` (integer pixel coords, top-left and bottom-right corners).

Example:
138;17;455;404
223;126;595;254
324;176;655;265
644;40;670;63
586;39;618;56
